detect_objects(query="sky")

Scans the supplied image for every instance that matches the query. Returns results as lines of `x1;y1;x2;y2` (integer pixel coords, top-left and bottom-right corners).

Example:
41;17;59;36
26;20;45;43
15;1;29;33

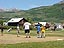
0;0;63;10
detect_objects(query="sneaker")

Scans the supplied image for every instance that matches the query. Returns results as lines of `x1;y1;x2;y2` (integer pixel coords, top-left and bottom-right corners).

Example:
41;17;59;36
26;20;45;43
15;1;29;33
26;36;28;38
41;36;42;38
29;36;31;38
17;35;20;37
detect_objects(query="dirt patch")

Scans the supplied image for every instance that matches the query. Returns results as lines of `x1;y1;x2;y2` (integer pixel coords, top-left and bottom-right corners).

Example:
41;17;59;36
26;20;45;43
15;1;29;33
0;34;64;44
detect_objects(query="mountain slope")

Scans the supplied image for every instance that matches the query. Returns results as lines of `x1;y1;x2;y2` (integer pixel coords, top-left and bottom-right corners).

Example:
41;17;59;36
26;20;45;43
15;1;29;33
0;1;64;22
27;3;64;22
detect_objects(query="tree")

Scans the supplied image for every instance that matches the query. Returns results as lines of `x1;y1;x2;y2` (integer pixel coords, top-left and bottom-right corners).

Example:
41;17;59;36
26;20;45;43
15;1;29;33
0;20;4;25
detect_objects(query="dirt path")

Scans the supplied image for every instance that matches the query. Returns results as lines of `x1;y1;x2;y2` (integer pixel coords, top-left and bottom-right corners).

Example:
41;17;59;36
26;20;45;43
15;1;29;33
0;34;64;44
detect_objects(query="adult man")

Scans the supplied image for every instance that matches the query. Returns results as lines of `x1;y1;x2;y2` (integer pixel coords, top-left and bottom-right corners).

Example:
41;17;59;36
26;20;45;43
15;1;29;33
0;24;4;36
23;22;31;38
17;24;20;37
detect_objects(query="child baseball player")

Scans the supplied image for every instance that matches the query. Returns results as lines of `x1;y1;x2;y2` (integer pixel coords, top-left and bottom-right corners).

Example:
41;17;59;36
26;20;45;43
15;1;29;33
41;26;46;38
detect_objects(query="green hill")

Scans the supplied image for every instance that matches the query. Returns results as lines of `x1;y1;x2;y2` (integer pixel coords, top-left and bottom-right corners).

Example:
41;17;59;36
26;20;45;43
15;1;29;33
27;3;64;22
0;2;64;23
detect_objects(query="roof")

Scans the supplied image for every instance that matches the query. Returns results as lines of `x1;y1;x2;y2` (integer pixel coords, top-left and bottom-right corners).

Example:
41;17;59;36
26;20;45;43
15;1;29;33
33;22;46;26
8;18;23;23
39;22;46;26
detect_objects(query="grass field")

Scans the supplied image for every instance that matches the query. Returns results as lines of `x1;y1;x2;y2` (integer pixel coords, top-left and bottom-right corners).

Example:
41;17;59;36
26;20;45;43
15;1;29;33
3;29;64;37
0;41;64;48
0;29;64;48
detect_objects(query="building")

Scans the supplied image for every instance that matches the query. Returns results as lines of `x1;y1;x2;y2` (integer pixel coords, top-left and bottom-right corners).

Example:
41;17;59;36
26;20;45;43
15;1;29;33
7;18;27;26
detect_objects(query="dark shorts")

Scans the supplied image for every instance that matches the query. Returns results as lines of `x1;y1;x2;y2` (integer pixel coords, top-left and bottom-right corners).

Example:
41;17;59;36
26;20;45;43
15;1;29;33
25;29;30;33
37;31;40;34
1;29;3;32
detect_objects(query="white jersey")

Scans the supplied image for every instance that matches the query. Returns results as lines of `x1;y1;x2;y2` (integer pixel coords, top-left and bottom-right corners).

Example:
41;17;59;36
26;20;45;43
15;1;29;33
24;22;31;30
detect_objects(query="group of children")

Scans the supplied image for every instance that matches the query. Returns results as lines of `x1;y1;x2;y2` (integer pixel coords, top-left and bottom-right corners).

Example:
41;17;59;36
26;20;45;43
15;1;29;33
0;22;46;38
23;22;46;38
36;23;46;38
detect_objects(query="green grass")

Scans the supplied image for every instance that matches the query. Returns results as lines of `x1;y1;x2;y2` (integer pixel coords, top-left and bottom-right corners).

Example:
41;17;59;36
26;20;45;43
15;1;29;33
0;30;64;48
3;29;64;37
0;41;64;48
46;30;64;37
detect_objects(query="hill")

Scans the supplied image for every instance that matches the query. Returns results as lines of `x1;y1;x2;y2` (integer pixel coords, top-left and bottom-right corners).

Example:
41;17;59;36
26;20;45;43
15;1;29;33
27;2;64;22
0;1;64;23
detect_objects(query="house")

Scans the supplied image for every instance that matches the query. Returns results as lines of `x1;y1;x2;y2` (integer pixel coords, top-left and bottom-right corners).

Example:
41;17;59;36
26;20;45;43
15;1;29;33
7;18;27;26
39;22;46;26
33;22;50;28
55;23;63;29
33;22;46;26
